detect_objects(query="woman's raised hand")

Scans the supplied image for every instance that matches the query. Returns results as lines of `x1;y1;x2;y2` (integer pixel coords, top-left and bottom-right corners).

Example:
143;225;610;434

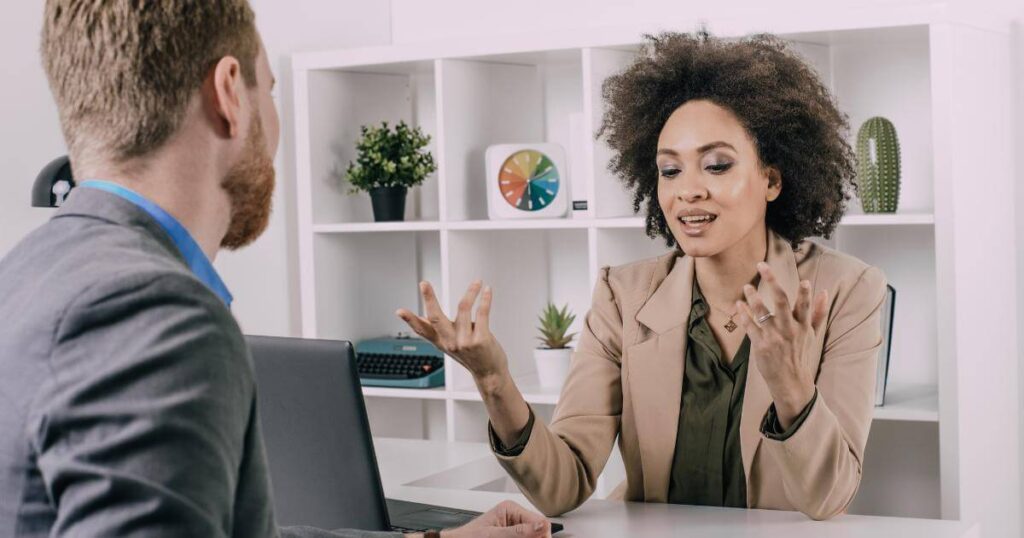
396;280;510;382
735;262;828;428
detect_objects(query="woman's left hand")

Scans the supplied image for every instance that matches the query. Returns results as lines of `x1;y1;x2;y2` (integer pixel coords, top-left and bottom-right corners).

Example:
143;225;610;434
736;262;829;429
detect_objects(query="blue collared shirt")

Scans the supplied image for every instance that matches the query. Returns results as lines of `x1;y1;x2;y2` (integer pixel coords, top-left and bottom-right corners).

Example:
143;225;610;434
79;180;233;307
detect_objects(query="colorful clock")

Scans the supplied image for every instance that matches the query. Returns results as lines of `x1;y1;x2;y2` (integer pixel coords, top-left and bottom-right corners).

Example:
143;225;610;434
485;143;569;219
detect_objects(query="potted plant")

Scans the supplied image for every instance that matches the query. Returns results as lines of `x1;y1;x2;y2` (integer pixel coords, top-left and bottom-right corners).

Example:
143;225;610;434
345;121;436;222
534;303;577;388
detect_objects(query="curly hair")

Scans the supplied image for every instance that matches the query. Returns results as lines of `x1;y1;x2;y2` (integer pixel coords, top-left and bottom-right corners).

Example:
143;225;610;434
598;31;856;248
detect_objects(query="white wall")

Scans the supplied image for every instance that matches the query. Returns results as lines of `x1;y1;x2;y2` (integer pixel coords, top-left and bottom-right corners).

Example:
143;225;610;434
1013;4;1024;536
216;0;392;336
0;5;66;253
0;2;392;338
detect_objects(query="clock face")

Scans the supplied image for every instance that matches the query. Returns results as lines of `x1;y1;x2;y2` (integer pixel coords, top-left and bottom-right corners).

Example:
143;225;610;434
498;150;560;211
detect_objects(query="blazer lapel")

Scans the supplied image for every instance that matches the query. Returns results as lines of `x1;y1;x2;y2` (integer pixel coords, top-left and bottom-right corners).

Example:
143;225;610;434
627;254;693;502
740;231;802;482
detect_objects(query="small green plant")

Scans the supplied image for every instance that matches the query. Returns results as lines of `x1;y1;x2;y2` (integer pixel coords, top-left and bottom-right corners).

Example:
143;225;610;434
536;303;577;349
345;121;436;193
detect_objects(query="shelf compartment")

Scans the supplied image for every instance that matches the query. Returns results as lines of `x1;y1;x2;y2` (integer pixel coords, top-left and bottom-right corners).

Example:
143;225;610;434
835;226;937;391
305;65;440;225
445;228;591;392
312;231;441;342
439;51;584;222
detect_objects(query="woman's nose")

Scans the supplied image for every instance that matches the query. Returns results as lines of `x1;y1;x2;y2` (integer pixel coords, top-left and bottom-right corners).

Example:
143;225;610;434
675;175;708;202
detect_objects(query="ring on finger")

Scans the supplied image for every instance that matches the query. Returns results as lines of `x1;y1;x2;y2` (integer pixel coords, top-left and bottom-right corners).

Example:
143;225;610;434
756;312;775;325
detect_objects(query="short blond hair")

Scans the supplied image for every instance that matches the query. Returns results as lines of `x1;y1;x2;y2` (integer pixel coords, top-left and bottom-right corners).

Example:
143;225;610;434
41;0;260;166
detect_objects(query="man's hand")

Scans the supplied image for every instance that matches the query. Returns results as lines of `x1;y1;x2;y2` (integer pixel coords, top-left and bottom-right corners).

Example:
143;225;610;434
441;500;551;537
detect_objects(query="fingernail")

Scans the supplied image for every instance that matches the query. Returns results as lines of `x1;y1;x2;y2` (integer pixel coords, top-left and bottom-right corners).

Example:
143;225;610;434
484;286;491;293
757;262;768;270
534;521;545;531
801;281;810;290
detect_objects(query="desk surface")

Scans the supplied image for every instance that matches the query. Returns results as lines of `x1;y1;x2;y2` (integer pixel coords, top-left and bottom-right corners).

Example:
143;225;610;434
374;438;976;538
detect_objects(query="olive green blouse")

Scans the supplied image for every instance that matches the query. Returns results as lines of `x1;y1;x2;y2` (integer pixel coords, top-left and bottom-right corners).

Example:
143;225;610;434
666;280;750;507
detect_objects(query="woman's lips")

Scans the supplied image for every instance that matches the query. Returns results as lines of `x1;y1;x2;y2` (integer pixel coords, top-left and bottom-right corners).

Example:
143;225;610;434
678;214;717;236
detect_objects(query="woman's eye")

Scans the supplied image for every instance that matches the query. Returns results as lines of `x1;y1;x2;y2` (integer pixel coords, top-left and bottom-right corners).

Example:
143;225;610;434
705;162;733;174
659;167;681;179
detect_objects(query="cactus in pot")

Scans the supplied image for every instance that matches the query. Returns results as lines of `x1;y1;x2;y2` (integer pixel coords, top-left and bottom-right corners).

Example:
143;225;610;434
855;116;901;213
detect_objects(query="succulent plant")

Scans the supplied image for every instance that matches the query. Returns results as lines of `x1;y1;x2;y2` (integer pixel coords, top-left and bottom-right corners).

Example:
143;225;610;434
536;303;577;350
855;116;901;213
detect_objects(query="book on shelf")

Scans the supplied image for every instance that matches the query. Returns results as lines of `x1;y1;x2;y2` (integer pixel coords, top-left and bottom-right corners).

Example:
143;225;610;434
875;284;896;407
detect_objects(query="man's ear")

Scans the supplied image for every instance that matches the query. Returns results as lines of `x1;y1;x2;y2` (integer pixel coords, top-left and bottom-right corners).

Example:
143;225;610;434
765;166;782;202
206;56;245;140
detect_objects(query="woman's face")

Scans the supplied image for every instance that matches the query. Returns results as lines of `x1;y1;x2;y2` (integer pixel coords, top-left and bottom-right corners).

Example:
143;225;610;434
656;99;780;258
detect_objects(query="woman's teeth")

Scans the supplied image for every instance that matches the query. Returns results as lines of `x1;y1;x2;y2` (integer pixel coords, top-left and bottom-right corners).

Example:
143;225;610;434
680;215;716;223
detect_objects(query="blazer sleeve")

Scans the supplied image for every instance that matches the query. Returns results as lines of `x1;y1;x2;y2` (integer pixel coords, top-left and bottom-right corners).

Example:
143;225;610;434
29;271;405;538
491;266;624;517
29;273;263;537
758;265;888;520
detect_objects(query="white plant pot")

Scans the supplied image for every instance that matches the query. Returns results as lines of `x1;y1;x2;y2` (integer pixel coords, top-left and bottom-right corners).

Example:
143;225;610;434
533;347;572;388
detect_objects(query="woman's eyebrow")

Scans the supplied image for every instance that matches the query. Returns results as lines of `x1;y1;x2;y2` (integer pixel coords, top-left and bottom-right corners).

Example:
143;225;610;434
657;141;737;157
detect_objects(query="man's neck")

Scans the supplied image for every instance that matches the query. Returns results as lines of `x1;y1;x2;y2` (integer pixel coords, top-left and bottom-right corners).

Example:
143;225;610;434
693;225;769;310
80;157;229;261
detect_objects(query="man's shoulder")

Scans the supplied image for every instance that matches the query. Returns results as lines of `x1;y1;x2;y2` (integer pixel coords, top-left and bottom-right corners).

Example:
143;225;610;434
2;212;214;309
0;214;235;369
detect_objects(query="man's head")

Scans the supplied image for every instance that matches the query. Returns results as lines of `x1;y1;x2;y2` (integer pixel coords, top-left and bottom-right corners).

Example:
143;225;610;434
41;0;279;249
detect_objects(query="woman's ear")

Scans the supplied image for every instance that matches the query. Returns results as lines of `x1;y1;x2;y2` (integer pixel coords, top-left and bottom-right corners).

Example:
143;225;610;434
765;166;782;202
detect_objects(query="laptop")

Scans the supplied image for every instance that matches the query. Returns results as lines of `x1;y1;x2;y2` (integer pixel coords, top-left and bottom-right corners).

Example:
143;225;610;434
246;335;563;534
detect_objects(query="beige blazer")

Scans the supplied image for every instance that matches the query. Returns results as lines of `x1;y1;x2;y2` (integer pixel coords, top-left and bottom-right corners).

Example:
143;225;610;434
493;230;887;520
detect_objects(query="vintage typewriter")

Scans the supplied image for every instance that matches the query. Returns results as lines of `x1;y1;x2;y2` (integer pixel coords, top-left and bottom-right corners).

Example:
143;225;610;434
355;334;445;389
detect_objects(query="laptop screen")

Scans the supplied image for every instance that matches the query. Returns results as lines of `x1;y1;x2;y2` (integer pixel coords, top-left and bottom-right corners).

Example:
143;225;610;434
247;335;390;531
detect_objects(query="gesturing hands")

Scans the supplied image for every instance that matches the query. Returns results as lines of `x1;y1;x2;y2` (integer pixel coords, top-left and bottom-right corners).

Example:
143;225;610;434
735;262;829;428
396;280;510;383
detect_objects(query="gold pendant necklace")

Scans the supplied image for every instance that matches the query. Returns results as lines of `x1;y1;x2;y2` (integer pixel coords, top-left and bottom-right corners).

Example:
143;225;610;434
710;304;739;333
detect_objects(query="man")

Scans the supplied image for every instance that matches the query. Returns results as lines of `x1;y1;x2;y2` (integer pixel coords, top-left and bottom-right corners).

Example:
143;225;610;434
0;2;550;537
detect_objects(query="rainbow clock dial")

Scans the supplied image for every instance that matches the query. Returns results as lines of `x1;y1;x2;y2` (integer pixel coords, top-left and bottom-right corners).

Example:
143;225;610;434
498;150;560;211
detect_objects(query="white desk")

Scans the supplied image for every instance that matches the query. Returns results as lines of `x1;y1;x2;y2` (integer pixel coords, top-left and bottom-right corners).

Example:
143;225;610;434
374;438;977;538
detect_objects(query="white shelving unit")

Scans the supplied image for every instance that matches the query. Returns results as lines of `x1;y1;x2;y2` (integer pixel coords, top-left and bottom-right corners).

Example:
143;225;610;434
292;4;1015;527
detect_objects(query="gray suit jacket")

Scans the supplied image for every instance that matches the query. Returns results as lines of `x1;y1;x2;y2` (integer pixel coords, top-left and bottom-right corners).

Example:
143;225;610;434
0;187;398;537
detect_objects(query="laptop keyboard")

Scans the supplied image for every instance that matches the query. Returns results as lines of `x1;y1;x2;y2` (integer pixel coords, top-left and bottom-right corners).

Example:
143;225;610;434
391;526;428;532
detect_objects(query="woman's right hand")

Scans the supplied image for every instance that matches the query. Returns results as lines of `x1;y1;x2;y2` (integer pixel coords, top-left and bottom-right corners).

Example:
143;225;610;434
396;280;510;385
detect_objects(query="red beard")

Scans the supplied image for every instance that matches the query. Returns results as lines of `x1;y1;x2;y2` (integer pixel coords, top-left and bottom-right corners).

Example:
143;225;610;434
220;116;275;250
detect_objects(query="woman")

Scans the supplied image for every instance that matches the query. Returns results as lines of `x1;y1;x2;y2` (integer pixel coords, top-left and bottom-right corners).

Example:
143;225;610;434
397;32;886;521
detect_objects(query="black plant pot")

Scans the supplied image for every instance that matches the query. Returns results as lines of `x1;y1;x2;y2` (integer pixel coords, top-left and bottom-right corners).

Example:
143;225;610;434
369;186;408;222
